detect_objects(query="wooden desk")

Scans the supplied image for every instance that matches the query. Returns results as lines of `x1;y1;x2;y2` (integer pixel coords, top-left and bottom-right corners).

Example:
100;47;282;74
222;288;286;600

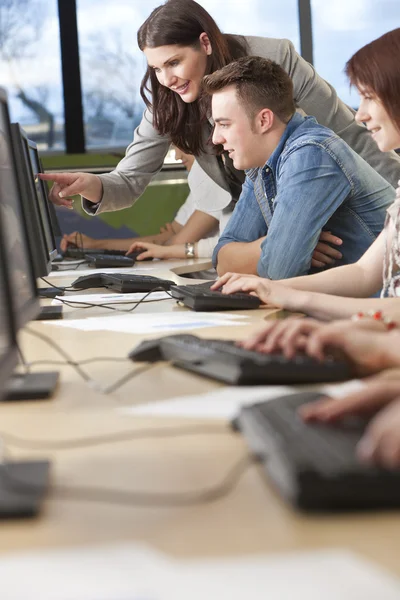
2;259;399;577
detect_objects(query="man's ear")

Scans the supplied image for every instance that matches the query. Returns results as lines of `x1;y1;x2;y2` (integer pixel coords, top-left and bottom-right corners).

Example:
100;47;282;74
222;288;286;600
199;32;212;55
257;108;274;133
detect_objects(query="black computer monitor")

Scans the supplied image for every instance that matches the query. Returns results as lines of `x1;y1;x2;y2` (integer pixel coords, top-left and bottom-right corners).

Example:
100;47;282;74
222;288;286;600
27;140;57;262
0;209;19;397
0;89;40;329
35;152;62;239
10;123;51;279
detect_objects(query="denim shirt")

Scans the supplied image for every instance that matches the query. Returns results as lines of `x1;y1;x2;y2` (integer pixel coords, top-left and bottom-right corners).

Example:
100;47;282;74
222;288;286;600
213;113;394;279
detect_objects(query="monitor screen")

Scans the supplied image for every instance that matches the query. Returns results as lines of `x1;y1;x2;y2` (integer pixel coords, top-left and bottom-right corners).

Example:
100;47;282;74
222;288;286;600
10;123;51;279
27;143;57;262
0;90;39;329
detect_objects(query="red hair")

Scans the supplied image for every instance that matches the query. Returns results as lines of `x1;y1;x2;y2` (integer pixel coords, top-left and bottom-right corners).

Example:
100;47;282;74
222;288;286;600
345;28;400;132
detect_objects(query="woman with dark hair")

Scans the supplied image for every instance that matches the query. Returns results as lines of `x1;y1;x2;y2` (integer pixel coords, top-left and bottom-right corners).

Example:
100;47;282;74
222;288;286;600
41;0;399;221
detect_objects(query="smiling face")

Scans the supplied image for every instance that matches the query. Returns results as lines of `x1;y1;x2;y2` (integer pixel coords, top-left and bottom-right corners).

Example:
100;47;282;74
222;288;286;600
143;35;211;104
356;87;400;152
211;85;270;170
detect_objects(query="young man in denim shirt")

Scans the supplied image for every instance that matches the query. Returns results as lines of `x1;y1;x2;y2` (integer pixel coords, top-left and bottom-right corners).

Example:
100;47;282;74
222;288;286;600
204;57;394;279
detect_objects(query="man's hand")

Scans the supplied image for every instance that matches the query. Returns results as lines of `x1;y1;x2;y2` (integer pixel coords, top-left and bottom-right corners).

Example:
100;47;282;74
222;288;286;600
311;231;343;268
39;172;103;208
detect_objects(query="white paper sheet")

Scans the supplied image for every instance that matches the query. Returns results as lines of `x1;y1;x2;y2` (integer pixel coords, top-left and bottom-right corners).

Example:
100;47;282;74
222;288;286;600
120;379;365;420
51;291;171;305
44;312;249;333
48;266;157;278
120;385;296;419
166;550;400;600
0;545;399;600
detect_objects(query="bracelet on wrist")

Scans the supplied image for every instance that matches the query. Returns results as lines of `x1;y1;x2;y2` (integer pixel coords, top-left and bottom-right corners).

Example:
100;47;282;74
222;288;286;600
351;310;397;331
185;242;195;258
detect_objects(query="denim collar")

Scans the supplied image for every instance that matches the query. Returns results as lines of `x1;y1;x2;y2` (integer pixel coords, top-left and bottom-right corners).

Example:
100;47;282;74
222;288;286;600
246;112;311;181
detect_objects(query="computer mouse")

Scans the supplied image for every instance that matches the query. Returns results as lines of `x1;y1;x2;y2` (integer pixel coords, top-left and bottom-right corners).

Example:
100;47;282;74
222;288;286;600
70;274;105;289
126;249;154;262
128;338;164;362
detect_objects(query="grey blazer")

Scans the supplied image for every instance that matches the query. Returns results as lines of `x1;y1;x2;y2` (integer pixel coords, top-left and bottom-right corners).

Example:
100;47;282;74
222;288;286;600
84;35;400;215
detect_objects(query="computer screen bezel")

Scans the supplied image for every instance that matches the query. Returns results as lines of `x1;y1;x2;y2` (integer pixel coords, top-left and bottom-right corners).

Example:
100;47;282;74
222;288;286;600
26;138;57;262
0;206;19;395
0;88;40;329
35;151;62;238
10;123;52;279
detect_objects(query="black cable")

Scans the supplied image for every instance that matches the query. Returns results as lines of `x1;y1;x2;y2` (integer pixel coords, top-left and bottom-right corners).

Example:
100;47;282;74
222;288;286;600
16;342;30;374
25;327;96;385
102;362;157;394
40;276;82;292
26;356;129;368
54;288;173;313
24;327;156;393
0;423;230;451
0;453;256;508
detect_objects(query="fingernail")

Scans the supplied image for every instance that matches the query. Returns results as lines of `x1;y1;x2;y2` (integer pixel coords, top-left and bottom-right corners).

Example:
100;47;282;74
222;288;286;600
59;192;64;198
357;437;374;461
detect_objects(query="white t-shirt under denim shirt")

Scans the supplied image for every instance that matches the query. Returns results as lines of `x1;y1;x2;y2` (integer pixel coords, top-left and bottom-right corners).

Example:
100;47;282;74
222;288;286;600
174;160;233;258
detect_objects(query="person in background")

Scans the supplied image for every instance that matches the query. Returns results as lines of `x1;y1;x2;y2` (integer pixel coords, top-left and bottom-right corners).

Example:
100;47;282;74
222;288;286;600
40;0;400;223
60;146;224;256
61;146;343;264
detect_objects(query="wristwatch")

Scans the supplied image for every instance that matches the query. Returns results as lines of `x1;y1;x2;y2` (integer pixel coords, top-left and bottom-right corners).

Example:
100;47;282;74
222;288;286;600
185;242;195;258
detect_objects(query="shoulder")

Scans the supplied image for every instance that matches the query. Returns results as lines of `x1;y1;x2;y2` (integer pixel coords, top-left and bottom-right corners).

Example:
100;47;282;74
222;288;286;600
240;35;294;60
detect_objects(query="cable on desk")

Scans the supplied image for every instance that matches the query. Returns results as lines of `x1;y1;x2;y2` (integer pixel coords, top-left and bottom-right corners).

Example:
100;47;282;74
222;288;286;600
0;423;231;451
39;283;173;311
40;276;84;292
0;452;256;508
16;342;30;374
55;288;173;313
23;327;157;394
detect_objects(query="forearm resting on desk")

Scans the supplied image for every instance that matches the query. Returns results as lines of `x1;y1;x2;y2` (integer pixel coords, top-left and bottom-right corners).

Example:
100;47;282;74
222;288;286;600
216;239;264;276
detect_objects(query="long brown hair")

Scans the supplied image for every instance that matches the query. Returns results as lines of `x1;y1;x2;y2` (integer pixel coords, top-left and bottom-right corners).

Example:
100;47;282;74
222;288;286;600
137;0;248;154
345;28;400;133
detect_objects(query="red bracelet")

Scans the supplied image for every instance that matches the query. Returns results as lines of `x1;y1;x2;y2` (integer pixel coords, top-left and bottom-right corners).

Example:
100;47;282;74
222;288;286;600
351;310;397;331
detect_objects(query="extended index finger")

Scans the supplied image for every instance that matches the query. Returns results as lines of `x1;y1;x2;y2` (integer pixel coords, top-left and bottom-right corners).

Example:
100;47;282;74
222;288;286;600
39;172;75;184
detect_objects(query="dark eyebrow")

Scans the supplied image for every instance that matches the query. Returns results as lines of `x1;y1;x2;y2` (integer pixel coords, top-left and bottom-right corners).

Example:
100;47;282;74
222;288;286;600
148;54;181;69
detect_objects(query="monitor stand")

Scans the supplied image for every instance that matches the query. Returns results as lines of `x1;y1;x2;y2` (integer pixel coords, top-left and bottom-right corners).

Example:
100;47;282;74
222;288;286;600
39;287;64;299
3;371;59;401
35;305;63;321
0;460;50;518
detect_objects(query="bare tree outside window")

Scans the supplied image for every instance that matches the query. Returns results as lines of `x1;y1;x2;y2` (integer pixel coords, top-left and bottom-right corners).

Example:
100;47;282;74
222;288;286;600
0;0;59;149
81;30;142;148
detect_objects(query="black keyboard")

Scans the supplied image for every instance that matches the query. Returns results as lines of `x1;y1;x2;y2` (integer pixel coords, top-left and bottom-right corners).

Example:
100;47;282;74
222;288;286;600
102;273;175;293
170;283;260;311
128;334;351;384
71;273;175;292
62;248;127;259
236;391;400;511
84;254;135;268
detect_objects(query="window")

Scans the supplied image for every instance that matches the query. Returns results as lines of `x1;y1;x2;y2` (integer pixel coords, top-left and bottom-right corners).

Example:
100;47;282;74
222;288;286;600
0;0;65;151
311;0;399;108
77;0;300;149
